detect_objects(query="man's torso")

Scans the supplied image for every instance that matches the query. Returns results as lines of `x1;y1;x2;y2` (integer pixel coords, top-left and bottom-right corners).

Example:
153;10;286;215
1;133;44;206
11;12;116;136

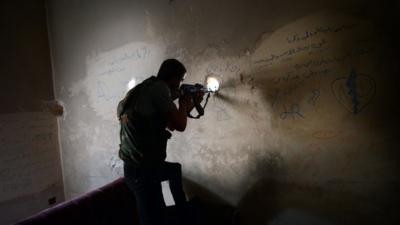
118;76;175;167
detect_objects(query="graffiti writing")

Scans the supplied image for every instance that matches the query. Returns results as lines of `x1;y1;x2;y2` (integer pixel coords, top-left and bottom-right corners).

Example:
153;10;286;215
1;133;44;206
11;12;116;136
273;68;330;84
308;89;320;106
286;24;358;43
254;39;327;65
280;104;305;120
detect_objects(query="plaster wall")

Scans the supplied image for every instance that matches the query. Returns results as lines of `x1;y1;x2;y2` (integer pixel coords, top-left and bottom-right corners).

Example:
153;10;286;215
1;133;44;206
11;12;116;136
0;1;64;224
47;0;399;224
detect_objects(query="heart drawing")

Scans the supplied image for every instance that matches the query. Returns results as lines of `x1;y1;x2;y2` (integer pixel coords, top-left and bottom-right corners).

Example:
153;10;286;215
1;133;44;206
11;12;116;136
331;69;376;114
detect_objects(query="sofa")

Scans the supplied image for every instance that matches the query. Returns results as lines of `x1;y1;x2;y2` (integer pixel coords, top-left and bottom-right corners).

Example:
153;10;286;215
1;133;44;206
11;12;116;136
15;178;139;225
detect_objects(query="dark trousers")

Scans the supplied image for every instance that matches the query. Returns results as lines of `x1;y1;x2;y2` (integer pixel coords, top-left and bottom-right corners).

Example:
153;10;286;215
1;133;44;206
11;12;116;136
124;161;187;225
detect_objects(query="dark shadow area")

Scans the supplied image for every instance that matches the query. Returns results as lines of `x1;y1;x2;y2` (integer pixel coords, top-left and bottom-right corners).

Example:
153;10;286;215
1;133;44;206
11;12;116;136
234;149;400;225
181;178;237;225
177;146;400;225
235;178;280;225
237;178;400;225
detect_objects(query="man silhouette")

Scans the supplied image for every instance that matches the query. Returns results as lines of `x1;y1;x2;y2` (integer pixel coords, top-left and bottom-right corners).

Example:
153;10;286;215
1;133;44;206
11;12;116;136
117;59;201;225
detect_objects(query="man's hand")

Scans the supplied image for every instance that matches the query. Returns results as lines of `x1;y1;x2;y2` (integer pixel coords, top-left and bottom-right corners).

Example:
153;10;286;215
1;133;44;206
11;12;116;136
165;94;190;132
179;94;193;112
120;114;129;124
193;91;205;105
168;92;205;131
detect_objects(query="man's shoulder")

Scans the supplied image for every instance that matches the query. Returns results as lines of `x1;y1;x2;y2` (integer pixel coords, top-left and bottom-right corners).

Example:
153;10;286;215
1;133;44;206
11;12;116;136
150;77;168;87
148;77;170;94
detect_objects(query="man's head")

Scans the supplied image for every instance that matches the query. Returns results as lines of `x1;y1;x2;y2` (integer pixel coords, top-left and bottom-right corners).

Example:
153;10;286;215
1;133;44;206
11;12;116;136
157;59;186;90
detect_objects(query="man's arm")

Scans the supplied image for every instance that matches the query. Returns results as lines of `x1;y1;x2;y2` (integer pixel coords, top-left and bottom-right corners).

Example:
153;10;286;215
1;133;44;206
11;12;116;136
166;94;192;132
152;81;193;132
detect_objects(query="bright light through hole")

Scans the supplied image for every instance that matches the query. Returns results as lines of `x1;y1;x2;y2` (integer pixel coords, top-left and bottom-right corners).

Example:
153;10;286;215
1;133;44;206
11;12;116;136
206;76;220;92
127;78;136;91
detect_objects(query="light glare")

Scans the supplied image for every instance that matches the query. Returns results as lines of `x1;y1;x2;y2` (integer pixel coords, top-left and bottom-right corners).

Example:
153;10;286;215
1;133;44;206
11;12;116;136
127;78;136;90
206;77;220;92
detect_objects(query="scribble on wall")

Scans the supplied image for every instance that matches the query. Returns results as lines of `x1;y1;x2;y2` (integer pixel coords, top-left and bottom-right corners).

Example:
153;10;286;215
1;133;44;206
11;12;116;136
331;69;376;114
308;89;321;106
286;24;358;43
280;104;305;120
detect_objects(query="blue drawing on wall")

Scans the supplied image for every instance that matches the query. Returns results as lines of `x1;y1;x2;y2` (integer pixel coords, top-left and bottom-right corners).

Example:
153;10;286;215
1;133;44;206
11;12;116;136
331;68;376;114
346;68;360;113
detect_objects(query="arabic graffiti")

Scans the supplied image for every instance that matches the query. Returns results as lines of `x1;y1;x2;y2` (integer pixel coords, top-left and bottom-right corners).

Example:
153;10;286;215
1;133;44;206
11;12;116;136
273;68;330;84
286;24;358;43
293;46;374;70
254;39;327;65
